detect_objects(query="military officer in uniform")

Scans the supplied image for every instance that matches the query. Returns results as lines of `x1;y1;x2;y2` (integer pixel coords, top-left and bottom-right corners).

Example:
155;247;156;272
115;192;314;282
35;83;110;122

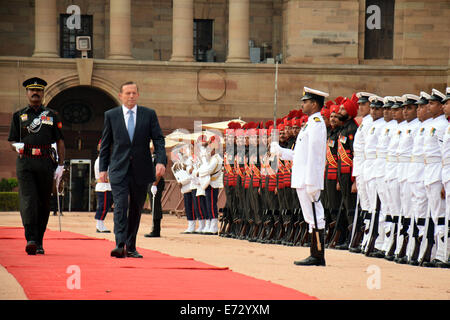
8;77;65;255
361;95;386;256
439;87;450;268
272;87;328;266
393;94;421;263
420;89;448;267
349;92;374;252
405;92;433;264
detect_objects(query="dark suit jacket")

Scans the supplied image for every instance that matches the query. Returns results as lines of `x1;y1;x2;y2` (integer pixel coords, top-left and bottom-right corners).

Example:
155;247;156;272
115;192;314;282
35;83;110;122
99;105;166;185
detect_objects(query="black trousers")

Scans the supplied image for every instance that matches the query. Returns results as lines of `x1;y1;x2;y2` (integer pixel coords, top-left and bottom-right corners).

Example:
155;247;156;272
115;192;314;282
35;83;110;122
16;157;54;245
111;173;148;252
148;178;165;220
325;178;341;210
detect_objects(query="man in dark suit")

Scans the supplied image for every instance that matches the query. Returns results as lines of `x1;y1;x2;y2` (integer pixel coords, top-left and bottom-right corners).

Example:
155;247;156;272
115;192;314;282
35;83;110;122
99;81;166;258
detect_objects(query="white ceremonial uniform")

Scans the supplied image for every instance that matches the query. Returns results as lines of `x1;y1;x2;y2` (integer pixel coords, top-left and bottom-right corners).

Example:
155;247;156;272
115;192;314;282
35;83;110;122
405;118;433;259
441;123;450;263
375;119;397;251
361;117;386;252
394;117;420;256
200;153;224;189
279;112;327;232
382;120;406;254
352;114;373;213
420;114;447;262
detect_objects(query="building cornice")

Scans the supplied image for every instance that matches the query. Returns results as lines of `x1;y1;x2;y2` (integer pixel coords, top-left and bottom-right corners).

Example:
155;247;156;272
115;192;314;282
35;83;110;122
0;56;447;77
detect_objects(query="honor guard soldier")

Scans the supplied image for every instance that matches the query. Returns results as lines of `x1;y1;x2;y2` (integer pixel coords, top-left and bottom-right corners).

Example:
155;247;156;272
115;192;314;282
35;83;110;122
8;77;65;255
392;94;420;263
272;87;328;266
331;94;359;250
439;87;450;268
405;92;433;264
200;135;223;234
349;92;374;252
368;96;397;258
361;95;386;256
324;103;343;245
419;89;448;267
220;125;238;236
380;96;406;260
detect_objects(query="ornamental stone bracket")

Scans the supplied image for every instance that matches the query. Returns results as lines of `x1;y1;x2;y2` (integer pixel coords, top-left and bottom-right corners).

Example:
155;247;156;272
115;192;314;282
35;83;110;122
76;58;94;86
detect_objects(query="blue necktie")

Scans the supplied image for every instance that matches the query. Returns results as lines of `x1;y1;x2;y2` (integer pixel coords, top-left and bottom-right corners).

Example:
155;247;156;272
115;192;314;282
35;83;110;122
127;110;135;141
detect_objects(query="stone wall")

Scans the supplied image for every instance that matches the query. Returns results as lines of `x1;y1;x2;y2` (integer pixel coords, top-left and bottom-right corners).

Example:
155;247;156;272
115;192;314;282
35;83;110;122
0;56;447;178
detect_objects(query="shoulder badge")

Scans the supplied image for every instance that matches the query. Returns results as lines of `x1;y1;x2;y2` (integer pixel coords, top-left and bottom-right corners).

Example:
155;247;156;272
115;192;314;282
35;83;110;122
430;127;436;136
313;117;321;122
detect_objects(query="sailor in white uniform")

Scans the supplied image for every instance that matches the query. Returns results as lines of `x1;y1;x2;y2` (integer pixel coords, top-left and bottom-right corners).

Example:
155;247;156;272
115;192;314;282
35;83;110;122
271;87;328;266
393;94;421;263
439;87;450;268
405;92;433;265
419;89;448;267
349;92;374;253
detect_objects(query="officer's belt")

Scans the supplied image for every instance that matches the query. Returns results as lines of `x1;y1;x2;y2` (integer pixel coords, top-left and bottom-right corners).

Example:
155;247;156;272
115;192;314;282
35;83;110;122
442;157;450;166
411;155;424;163
424;156;441;164
364;153;377;160
397;156;411;163
22;144;52;158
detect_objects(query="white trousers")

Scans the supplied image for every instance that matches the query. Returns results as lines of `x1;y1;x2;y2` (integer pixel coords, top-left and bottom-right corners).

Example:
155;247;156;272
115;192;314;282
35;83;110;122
405;180;428;260
296;188;326;232
381;178;401;253
356;175;370;212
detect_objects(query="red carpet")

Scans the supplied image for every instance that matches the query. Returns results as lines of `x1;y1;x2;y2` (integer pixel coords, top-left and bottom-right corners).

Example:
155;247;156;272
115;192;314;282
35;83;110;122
0;227;316;300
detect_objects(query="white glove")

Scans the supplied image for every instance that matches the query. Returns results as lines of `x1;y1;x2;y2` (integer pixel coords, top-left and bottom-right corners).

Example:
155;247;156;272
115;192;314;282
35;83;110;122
12;143;24;154
54;165;64;183
151;185;157;196
270;142;281;156
306;185;320;202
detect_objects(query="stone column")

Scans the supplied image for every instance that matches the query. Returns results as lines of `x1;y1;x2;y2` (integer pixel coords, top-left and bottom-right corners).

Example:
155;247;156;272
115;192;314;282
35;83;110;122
33;0;58;57
170;0;194;62
226;0;250;63
108;0;133;59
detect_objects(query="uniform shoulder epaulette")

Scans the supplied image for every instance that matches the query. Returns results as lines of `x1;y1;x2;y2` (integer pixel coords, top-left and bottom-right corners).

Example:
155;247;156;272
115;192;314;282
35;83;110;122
313;117;321;122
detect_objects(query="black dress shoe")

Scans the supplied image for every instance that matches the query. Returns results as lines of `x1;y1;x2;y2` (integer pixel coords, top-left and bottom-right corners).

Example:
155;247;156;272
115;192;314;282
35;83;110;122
384;254;395;261
110;246;126;258
349;246;361;253
127;251;143;258
96;228;111;233
421;260;437;268
294;256;326;266
408;259;419;266
435;260;450;268
144;231;160;238
36;245;45;255
25;241;37;255
369;250;385;259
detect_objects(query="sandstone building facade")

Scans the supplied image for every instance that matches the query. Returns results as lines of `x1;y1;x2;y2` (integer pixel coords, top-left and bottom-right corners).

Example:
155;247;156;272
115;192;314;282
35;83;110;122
0;0;448;178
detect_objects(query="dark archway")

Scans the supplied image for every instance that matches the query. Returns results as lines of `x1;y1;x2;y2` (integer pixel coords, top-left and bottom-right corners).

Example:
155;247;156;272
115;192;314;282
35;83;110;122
47;86;118;161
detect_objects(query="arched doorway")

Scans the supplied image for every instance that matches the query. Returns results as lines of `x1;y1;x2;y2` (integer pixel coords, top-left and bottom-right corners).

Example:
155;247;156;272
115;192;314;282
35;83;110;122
47;86;118;160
